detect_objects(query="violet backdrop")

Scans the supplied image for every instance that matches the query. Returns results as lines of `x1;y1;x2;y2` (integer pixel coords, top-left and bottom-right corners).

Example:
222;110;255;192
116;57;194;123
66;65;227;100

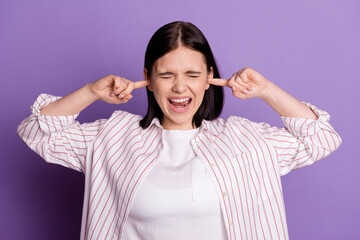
1;0;358;239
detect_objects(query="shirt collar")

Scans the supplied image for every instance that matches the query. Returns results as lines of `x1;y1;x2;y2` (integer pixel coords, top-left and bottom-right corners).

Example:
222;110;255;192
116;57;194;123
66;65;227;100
200;119;221;136
149;117;163;129
148;117;221;136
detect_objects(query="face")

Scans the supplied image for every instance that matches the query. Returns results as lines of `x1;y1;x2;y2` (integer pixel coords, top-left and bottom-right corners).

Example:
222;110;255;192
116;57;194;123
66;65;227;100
145;46;213;130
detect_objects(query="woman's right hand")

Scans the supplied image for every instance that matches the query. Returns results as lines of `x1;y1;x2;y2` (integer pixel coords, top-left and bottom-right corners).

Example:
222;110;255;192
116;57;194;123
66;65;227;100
90;74;150;104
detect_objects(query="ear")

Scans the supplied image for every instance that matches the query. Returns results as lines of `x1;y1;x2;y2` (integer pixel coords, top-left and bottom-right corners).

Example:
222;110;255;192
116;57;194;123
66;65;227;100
206;67;214;90
144;68;153;91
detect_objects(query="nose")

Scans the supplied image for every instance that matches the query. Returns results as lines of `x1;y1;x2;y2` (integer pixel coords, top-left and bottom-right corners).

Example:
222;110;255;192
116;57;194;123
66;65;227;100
172;76;187;93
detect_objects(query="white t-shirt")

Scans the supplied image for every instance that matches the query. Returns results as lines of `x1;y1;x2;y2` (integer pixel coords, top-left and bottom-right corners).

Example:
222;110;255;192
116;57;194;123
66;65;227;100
123;128;228;240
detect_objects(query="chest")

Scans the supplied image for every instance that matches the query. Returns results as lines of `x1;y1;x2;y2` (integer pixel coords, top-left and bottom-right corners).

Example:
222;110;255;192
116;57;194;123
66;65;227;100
90;126;278;202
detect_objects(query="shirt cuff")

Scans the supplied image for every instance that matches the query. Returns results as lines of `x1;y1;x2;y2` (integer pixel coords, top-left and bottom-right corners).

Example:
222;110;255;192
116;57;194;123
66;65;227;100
280;102;330;137
31;94;79;134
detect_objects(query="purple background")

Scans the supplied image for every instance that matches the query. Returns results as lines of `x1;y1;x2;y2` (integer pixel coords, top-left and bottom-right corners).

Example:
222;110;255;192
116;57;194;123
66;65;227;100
1;0;358;239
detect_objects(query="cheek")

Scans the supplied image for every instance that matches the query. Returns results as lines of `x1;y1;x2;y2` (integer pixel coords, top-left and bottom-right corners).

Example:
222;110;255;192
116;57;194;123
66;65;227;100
205;81;210;90
151;82;168;102
192;79;209;92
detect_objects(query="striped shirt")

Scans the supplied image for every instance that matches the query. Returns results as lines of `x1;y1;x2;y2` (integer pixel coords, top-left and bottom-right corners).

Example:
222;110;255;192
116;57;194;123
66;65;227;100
17;94;342;240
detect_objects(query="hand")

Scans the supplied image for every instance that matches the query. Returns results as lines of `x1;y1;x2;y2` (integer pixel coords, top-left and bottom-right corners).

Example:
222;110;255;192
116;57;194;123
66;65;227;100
208;67;270;100
89;75;150;104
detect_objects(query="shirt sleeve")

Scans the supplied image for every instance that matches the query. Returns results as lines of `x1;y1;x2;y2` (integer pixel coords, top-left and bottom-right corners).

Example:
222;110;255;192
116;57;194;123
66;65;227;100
17;94;108;173
254;102;342;176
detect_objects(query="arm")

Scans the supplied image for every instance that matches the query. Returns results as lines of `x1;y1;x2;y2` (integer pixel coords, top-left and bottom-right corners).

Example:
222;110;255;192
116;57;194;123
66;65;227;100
253;104;341;176
209;67;317;119
17;94;106;172
39;83;98;116
260;81;317;119
209;67;341;175
18;75;149;172
40;75;149;116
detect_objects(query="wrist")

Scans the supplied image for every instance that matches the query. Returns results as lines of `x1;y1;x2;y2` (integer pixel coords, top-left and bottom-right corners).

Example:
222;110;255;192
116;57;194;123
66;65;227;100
259;80;275;101
85;83;101;102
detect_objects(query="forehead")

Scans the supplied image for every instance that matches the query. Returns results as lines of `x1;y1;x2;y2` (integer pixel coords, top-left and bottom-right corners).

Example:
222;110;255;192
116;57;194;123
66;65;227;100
154;46;207;72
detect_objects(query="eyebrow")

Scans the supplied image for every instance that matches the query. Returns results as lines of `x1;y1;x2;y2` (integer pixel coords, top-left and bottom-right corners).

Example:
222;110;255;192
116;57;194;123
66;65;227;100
157;72;173;76
156;71;202;75
185;71;202;74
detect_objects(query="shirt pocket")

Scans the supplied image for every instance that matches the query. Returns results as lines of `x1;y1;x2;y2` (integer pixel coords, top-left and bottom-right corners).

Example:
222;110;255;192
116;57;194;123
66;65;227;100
191;158;219;202
227;151;274;209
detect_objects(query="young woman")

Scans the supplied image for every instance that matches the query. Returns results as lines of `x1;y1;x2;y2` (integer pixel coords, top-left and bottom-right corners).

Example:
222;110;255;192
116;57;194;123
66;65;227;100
17;21;341;240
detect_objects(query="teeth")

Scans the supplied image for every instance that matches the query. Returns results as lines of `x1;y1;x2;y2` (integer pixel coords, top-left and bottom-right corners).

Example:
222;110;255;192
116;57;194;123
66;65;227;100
170;98;190;103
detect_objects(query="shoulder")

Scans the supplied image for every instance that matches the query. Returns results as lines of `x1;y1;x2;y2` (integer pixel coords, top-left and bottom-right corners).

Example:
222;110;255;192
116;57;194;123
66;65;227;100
103;110;143;131
110;110;142;121
208;115;261;129
205;116;263;136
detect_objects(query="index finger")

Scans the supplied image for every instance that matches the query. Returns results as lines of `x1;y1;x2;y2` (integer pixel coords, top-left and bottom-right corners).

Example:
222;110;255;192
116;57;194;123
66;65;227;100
134;80;150;89
208;78;229;86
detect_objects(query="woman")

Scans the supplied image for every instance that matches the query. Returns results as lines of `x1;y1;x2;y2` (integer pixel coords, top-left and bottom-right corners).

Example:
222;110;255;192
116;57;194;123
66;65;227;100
17;21;341;240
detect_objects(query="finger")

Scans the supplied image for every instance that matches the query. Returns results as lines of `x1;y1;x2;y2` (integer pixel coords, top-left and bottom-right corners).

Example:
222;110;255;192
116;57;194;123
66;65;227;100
134;80;150;89
232;83;253;98
232;90;248;100
117;93;133;101
126;93;133;99
208;78;228;86
232;84;250;98
235;77;250;89
123;94;133;101
228;73;241;90
112;76;121;90
118;94;133;103
229;80;249;94
111;93;132;103
112;78;127;95
118;82;134;99
235;71;254;92
238;68;253;83
234;84;253;95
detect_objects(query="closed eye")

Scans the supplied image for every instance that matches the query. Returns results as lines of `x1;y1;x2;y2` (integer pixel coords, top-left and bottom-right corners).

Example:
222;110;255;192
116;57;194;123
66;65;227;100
157;72;174;79
186;71;201;79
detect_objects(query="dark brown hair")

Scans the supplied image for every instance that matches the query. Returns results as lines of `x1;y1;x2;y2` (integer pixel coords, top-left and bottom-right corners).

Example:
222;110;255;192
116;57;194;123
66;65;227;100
140;21;224;129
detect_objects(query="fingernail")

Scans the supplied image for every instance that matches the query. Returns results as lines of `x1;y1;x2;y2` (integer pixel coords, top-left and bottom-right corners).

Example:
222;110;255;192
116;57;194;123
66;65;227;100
247;87;252;91
111;93;115;97
118;94;124;98
232;86;237;91
242;89;247;94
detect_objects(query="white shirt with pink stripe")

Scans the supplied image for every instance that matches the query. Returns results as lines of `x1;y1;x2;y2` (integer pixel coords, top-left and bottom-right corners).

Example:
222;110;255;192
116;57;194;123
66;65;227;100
17;94;341;240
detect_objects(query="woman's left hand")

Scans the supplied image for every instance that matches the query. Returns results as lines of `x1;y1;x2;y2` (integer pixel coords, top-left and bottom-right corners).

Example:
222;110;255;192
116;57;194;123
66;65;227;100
208;67;270;100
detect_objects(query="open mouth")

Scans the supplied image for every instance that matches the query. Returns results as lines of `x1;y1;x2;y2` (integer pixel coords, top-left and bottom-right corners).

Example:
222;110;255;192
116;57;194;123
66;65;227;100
168;97;192;113
168;97;192;108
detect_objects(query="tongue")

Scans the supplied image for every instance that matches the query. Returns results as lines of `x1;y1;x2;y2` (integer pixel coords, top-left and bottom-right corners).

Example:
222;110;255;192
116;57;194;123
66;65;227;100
172;101;187;107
